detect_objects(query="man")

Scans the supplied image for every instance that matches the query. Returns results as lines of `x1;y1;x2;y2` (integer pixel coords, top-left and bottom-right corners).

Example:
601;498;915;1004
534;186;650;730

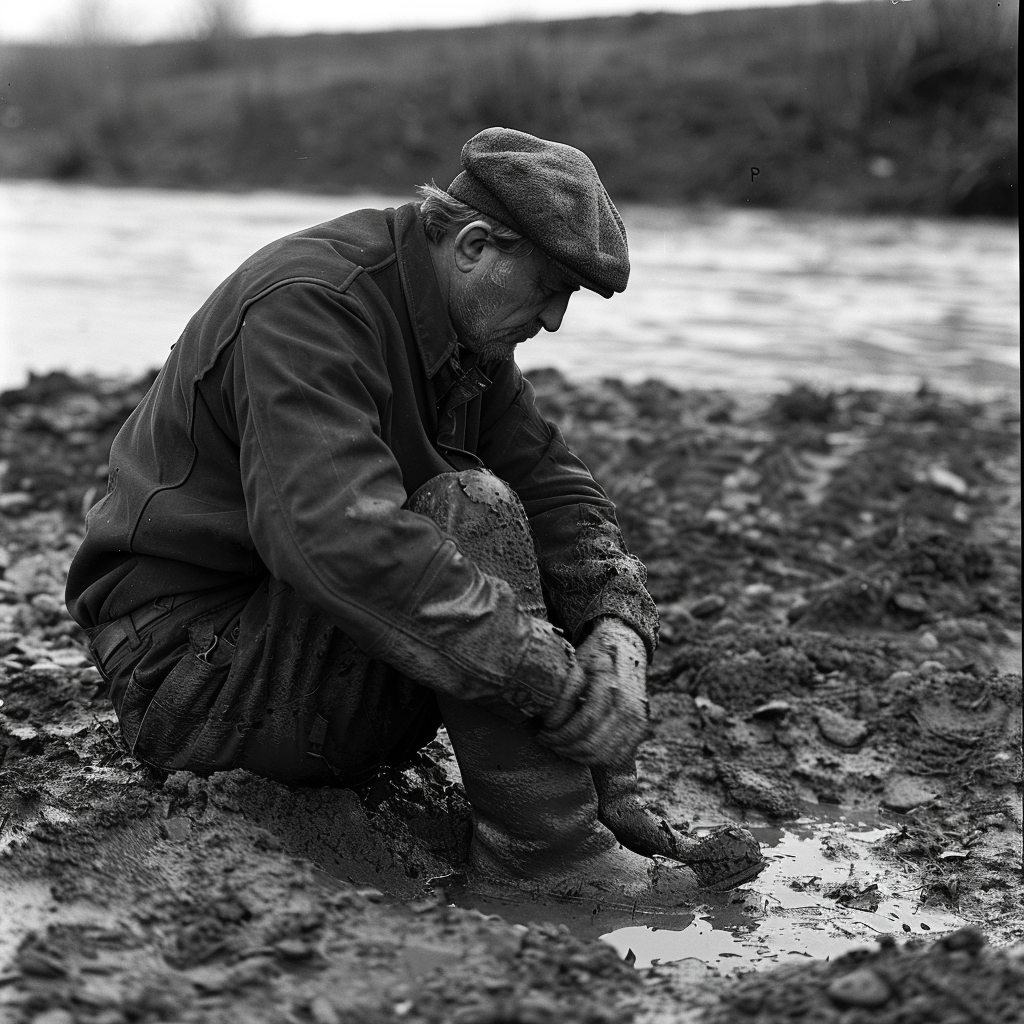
66;128;763;898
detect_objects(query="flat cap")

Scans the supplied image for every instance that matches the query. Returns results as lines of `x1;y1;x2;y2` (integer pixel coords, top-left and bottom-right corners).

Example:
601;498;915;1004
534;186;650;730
447;127;629;298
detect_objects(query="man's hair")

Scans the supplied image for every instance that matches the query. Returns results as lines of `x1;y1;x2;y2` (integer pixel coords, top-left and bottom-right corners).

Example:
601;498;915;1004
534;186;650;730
416;182;534;258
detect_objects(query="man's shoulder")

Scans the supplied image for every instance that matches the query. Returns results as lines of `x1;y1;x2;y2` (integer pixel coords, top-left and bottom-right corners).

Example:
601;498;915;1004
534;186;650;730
237;206;402;297
287;206;401;273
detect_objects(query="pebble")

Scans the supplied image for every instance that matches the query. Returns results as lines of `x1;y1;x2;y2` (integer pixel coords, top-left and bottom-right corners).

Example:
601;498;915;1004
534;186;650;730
917;660;946;675
916;631;940;652
826;967;892;1008
892;591;929;614
786;598;810;623
886;670;914;686
690;594;727;618
274;939;313;960
751;700;792;720
882;774;939;812
927;464;969;498
309;996;341;1024
30;1012;75;1024
742;582;774;605
161;816;192;841
816;707;869;747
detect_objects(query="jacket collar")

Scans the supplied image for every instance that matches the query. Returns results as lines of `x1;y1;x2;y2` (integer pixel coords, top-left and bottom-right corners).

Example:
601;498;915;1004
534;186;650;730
393;203;458;378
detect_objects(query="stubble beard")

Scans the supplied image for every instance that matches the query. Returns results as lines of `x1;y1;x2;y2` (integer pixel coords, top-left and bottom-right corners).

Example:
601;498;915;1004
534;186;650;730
451;288;541;363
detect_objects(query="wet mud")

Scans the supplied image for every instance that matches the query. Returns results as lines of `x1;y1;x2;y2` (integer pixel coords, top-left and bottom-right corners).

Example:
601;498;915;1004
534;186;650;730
0;370;1020;1022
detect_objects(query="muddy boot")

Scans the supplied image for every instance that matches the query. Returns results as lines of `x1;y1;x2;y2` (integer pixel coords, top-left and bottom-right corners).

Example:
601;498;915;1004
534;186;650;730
410;470;695;907
437;693;698;908
593;760;767;891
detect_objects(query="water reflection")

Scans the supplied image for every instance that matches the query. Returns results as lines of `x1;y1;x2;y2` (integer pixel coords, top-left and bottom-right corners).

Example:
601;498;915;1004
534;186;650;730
599;817;965;973
1;182;1018;394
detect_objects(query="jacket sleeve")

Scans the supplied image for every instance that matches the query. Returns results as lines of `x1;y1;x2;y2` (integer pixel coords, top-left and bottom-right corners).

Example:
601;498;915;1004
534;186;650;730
233;280;576;719
476;363;659;659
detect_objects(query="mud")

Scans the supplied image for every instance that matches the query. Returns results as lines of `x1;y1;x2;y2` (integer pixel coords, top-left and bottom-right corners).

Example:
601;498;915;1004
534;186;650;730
0;370;1020;1022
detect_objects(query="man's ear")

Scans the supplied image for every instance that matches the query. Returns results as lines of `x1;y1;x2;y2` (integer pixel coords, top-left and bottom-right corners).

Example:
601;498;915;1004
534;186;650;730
452;221;495;274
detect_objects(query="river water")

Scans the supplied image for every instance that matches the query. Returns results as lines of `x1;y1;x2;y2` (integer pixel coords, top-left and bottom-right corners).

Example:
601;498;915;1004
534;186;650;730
0;181;1018;395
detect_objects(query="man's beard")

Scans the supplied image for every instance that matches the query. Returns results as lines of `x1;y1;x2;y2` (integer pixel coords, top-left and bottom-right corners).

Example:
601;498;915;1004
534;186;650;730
451;290;542;362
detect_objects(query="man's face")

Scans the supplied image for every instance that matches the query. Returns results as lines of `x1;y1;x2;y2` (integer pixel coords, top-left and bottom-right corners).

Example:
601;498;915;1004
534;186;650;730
448;242;578;362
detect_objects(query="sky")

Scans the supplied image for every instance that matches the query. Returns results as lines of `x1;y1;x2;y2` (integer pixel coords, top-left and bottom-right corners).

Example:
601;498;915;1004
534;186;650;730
1;0;873;42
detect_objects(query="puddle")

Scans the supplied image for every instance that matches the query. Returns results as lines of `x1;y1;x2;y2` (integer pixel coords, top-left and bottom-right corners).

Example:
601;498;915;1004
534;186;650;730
599;813;966;973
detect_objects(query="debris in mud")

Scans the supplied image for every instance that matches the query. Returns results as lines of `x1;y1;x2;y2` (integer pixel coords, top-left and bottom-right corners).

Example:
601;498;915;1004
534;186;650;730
707;928;1024;1023
1;371;1020;1022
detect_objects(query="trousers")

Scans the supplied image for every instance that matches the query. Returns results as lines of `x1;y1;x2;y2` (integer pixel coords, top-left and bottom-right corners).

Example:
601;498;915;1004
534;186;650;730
87;470;548;787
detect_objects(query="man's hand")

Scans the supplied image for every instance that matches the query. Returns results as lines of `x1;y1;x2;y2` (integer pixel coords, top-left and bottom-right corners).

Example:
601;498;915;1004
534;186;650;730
535;617;649;766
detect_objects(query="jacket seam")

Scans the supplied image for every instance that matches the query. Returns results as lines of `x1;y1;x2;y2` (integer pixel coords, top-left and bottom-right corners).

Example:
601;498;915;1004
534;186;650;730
127;274;368;553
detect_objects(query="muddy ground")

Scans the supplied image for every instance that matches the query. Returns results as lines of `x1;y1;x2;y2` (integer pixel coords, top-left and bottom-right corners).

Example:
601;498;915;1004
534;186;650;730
0;370;1020;1023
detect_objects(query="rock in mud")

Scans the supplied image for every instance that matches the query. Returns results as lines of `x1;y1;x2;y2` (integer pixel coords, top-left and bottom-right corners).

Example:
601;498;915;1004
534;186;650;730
826;967;892;1008
750;699;791;720
718;764;798;817
815;707;869;747
882;774;940;812
690;594;727;618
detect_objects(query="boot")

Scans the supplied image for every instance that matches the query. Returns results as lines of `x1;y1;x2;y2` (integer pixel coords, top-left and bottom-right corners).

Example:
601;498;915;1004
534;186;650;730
593;760;767;891
437;693;698;908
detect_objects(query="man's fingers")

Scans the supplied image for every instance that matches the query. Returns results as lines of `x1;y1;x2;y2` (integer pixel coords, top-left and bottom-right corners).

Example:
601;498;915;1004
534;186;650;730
543;715;645;765
538;680;614;748
537;686;647;765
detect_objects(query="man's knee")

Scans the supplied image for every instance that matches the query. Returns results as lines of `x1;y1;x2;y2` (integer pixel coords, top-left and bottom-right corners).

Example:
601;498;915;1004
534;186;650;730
408;470;545;617
408;469;519;516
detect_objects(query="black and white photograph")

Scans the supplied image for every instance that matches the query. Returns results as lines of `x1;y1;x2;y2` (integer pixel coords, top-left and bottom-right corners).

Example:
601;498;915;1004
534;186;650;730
0;0;1020;1021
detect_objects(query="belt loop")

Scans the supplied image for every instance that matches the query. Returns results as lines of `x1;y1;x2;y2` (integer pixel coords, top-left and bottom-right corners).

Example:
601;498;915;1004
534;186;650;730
124;610;143;650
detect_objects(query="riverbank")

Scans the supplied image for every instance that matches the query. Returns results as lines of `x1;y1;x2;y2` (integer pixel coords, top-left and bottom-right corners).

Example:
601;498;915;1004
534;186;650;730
0;370;1021;1022
0;0;1017;217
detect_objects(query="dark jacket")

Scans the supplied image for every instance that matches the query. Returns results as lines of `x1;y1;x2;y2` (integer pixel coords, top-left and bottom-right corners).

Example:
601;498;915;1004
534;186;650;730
66;204;657;712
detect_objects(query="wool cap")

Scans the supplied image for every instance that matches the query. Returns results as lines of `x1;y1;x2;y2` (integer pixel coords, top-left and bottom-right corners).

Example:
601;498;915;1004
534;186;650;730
447;127;629;298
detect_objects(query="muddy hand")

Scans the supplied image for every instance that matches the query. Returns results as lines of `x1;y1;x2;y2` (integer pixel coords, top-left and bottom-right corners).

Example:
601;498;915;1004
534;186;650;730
593;759;697;860
535;617;648;767
593;761;767;891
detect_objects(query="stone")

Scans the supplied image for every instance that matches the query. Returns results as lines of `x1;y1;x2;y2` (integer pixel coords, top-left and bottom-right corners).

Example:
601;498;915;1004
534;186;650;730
827;967;892;1009
751;700;792;720
816;708;869;747
742;583;774;606
162;816;192;841
892;591;929;614
274;939;312;960
309;996;341;1024
916;631;939;652
30;1012;75;1024
786;598;810;623
886;670;914;686
927;465;969;497
690;594;727;618
882;774;940;812
917;660;946;675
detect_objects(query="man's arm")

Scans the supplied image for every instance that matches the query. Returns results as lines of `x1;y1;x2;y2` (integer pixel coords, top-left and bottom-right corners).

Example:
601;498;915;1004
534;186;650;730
476;364;659;659
232;281;579;723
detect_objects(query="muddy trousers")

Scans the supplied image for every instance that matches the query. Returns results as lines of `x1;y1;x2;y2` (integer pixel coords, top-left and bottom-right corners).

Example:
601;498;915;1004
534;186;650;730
87;471;594;805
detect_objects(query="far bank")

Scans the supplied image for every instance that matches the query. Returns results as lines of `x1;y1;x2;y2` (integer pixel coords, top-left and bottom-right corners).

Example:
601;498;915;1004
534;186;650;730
0;0;1016;217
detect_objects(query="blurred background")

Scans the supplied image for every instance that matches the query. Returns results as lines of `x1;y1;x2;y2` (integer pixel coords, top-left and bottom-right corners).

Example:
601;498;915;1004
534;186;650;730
0;0;1018;393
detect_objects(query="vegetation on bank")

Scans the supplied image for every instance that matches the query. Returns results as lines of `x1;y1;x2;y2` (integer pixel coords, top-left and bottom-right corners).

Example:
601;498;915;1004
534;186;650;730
0;0;1016;216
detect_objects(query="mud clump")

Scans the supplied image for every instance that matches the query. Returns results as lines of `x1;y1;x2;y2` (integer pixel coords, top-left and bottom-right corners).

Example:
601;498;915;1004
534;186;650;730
708;928;1024;1023
1;371;1021;1022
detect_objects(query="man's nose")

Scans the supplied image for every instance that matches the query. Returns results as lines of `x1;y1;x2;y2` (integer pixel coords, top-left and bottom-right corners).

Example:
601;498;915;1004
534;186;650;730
539;291;572;332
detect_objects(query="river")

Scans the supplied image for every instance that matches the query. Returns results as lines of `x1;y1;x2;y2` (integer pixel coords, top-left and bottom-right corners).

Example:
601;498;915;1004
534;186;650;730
0;181;1018;396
